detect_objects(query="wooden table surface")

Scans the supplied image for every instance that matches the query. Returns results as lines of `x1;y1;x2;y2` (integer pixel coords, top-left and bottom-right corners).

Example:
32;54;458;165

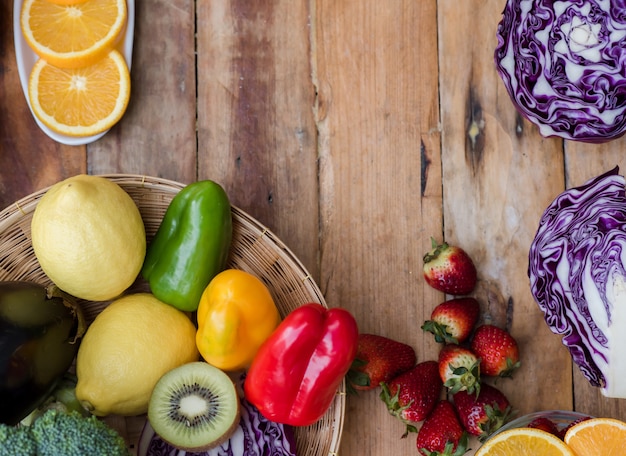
3;1;626;455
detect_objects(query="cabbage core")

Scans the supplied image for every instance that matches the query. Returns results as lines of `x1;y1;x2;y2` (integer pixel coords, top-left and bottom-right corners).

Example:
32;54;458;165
495;0;626;143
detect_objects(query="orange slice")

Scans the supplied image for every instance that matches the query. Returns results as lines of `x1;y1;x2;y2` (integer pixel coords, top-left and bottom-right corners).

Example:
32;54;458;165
28;49;131;137
563;417;626;456
20;0;127;68
44;0;90;5
476;428;576;456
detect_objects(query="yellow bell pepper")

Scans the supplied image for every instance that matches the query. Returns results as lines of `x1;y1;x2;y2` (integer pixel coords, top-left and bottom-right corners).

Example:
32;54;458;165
196;269;281;371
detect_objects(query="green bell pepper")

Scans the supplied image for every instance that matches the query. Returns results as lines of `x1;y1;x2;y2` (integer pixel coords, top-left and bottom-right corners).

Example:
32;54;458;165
142;180;233;312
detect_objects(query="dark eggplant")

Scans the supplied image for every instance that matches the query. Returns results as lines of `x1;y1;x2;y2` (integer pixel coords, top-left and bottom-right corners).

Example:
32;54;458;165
0;281;86;425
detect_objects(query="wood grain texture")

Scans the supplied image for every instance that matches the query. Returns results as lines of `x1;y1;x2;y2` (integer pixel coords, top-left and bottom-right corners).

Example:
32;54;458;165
88;0;197;182
196;0;319;277
0;2;86;210
438;0;572;417
314;0;441;453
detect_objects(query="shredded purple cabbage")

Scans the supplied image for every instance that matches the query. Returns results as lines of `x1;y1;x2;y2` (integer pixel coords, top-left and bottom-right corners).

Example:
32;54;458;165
528;166;626;393
138;376;297;456
495;1;626;143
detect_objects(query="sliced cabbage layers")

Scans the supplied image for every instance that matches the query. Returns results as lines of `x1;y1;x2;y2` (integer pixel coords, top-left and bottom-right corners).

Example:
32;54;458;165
495;0;626;143
529;166;626;398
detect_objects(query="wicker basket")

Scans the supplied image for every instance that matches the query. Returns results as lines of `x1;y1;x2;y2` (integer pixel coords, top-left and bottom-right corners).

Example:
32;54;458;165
0;174;345;456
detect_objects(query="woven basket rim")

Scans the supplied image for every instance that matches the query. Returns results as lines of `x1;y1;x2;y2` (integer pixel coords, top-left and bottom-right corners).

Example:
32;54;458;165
0;173;346;456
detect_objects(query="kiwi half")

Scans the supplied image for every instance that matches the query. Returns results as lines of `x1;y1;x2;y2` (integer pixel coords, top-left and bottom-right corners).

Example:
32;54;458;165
147;362;240;452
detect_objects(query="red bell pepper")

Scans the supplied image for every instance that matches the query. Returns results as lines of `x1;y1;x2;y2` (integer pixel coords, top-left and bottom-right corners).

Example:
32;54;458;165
243;302;359;426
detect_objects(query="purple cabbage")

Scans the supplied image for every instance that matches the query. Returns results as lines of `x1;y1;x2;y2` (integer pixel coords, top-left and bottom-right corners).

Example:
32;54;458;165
528;166;626;397
495;0;626;143
138;376;297;456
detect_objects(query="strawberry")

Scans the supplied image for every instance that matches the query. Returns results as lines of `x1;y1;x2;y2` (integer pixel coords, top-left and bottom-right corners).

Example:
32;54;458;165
470;325;520;378
422;298;480;344
416;400;469;456
452;383;513;441
380;360;443;436
438;344;481;395
346;333;417;392
528;417;560;438
423;238;477;295
557;416;592;440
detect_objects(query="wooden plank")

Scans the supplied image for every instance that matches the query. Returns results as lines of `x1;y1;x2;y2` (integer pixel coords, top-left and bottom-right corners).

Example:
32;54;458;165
564;142;626;420
0;2;86;210
84;2;196;443
196;0;319;276
314;0;442;453
565;144;624;187
87;0;197;183
438;0;572;422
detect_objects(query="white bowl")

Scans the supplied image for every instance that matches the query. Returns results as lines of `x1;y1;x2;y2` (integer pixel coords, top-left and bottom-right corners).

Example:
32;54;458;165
485;410;593;441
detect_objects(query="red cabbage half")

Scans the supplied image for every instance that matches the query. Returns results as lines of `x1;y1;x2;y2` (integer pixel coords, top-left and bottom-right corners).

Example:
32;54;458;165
529;166;626;398
495;1;626;143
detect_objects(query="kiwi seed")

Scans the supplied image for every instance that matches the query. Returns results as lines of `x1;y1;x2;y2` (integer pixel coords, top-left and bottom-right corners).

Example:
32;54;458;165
147;361;240;452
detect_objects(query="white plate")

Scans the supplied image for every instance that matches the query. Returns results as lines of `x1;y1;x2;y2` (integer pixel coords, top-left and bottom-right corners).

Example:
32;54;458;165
13;0;135;146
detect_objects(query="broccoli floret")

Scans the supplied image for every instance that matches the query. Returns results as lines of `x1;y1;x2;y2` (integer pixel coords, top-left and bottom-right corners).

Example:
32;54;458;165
2;374;130;455
29;409;131;456
0;424;36;456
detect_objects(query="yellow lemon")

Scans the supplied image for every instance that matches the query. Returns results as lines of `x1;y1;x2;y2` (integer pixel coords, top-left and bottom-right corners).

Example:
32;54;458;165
75;293;200;416
31;174;145;301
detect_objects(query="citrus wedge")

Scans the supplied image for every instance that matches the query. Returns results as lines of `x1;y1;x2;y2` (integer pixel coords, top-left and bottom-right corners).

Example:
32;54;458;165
20;0;127;68
28;49;131;137
563;417;626;456
476;428;576;456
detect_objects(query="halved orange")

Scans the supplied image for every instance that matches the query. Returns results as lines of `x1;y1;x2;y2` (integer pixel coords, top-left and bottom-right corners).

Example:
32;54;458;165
563;417;626;456
28;49;131;137
21;0;127;68
475;428;575;456
44;0;90;5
